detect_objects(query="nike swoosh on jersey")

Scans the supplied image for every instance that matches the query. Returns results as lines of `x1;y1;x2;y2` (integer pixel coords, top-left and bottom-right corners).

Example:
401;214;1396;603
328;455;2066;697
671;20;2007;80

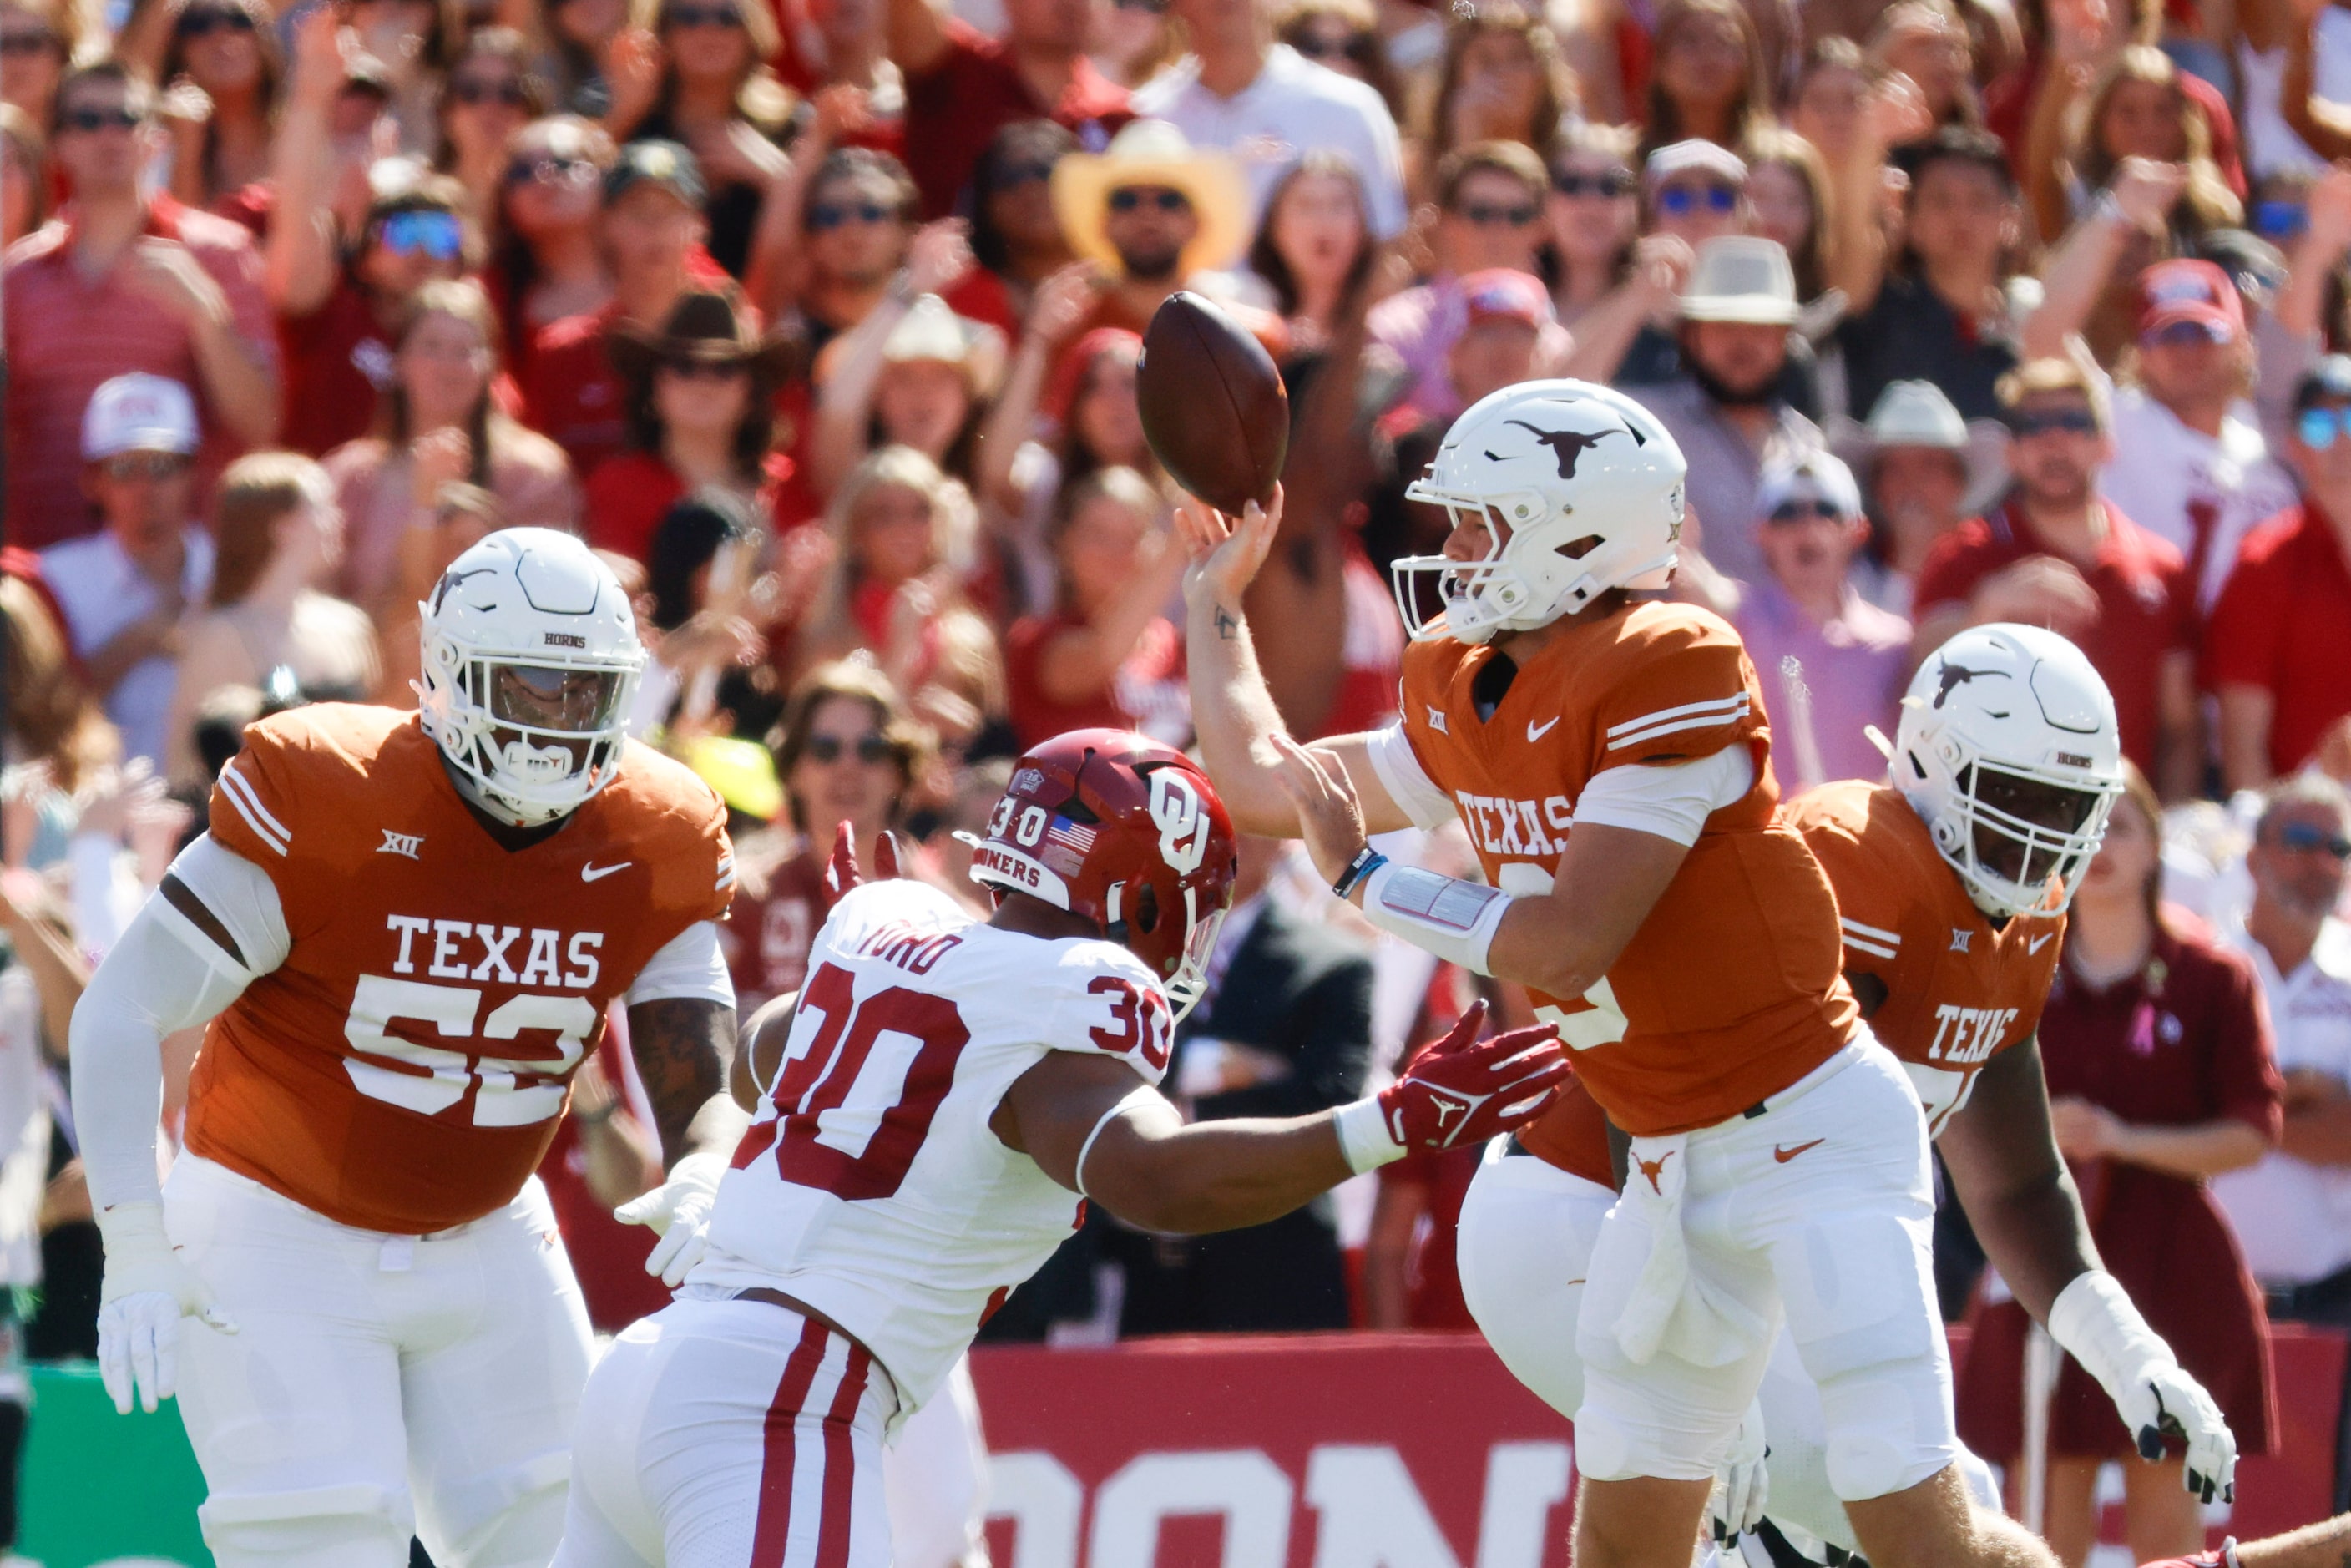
1772;1138;1826;1163
580;862;632;882
2029;934;2054;953
1528;716;1561;742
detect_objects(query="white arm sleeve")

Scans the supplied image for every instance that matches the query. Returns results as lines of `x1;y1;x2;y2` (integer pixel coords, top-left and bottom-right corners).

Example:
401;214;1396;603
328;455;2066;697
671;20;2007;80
1363;721;1457;830
1570;746;1757;847
626;920;736;1008
166;833;291;974
69;893;259;1216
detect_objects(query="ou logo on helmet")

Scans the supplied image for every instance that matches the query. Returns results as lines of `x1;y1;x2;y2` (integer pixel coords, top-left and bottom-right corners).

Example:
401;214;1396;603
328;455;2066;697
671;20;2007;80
1150;771;1210;874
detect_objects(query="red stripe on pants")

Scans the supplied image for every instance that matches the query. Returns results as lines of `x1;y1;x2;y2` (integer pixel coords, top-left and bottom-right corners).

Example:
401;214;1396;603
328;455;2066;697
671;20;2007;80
814;1339;872;1568
751;1316;832;1568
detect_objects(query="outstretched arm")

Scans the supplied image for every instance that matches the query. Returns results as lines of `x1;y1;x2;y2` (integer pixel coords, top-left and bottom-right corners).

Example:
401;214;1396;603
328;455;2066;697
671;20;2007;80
1176;493;1409;837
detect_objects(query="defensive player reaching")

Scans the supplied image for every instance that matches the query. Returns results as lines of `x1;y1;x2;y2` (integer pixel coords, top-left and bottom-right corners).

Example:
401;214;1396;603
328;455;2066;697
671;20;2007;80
553;730;1568;1567
73;529;742;1568
1182;378;2065;1568
1453;624;2237;1563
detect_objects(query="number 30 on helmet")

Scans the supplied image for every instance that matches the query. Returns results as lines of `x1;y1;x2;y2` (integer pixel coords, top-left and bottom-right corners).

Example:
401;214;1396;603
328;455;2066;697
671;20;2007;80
963;730;1239;1020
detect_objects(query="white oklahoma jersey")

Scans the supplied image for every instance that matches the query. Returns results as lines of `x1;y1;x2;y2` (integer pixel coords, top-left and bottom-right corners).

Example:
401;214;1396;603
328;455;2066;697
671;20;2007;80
558;877;1170;1568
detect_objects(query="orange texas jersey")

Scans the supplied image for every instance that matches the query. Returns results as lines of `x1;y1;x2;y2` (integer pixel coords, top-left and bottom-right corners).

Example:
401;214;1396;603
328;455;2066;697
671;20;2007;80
1398;599;1857;1139
193;704;735;1234
1786;780;2065;1136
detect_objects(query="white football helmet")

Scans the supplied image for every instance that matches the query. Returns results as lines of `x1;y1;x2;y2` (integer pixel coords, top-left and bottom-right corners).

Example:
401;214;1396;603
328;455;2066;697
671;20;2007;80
417;528;645;827
1889;623;2125;919
1393;379;1687;644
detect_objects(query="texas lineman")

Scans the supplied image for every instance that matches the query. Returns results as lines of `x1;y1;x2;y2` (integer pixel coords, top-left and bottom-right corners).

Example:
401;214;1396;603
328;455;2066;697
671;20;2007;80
1453;625;2238;1560
1181;379;2057;1568
554;731;1569;1567
73;529;741;1568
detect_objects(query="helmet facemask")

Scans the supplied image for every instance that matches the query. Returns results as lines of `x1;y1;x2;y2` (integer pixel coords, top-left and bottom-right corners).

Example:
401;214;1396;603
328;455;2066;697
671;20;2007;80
422;643;641;826
1390;488;1570;644
1941;761;2121;918
1105;874;1228;1024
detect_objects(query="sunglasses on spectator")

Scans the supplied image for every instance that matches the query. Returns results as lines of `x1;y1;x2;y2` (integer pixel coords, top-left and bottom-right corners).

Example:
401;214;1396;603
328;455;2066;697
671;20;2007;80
1655;181;1739;215
804;732;896;765
1291;31;1365;60
1455;201;1538;227
0;27;56;53
2006;407;2097;438
2275;821;2351;859
2144;319;2225;349
1555;168;1636;199
175;7;256;36
452;75;532;107
58;104;143;133
992;159;1057;189
659;354;749;378
1114;0;1169;14
508;154;597;188
808;200;895;230
2298;404;2351;449
1767;498;1845;524
665;3;742;26
1109;186;1189;214
98;453;191;481
378;210;464;260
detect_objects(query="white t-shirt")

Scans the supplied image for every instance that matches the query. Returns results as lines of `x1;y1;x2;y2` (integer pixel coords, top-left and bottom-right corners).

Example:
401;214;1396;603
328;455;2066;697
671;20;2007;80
2212;918;2351;1287
40;528;215;768
2099;388;2297;610
1133;44;1408;239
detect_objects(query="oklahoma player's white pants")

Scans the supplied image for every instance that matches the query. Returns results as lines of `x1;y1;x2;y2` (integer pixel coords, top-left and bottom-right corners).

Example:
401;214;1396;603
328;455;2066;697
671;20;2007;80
555;1295;898;1568
163;1154;594;1568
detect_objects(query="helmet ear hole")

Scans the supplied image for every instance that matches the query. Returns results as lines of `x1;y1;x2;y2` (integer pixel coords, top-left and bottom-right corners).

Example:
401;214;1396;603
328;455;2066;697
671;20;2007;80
1132;882;1160;936
1555;534;1604;560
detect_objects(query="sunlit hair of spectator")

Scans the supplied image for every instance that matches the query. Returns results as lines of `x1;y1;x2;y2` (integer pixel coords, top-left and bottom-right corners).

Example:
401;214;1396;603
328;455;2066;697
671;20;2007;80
804;144;920;235
768;656;930;835
1246;150;1374;331
208;451;339;609
966;118;1079;288
2071;45;2241;235
1643;0;1770;159
817;443;975;603
0;573;114;793
0;100;45;243
1744;125;1833;301
1427;3;1575;168
1049;463;1161;611
381;277;508;488
1787;37;1867;161
618;302;784;491
1277;0;1402;121
159;0;280;210
491;114;618;358
1545;120;1639;315
436;28;551;199
1867;0;1978;129
0;0;94;129
633;0;791;134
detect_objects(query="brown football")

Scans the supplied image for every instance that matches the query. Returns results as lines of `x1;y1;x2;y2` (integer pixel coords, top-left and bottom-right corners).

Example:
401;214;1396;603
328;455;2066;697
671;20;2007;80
1137;291;1289;515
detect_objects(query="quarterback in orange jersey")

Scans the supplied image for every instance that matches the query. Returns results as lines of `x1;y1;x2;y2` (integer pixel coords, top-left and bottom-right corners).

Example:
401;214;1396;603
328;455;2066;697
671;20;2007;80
69;529;742;1568
1181;378;2052;1568
1453;624;2238;1565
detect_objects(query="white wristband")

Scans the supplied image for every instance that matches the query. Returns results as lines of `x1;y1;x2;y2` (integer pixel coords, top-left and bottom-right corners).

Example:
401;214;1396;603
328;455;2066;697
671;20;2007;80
2046;1269;2172;1400
1356;862;1510;975
1074;1085;1159;1201
1333;1096;1405;1174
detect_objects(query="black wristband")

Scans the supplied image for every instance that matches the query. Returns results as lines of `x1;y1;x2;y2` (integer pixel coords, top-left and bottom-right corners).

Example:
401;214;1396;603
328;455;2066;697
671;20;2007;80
1332;845;1386;900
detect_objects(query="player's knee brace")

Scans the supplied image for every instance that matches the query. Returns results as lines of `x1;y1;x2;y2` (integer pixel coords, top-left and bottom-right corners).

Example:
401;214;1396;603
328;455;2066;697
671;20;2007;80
1814;1363;1957;1503
427;1449;571;1568
197;1480;414;1568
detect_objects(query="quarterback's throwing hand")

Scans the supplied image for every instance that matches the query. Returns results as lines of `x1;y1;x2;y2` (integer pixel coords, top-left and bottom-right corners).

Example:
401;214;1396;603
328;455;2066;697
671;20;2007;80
1381;1002;1568;1151
616;1152;730;1287
95;1201;236;1416
1174;485;1282;610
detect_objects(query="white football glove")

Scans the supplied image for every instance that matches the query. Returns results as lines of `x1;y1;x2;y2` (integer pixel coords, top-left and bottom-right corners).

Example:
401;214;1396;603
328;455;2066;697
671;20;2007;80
95;1201;236;1416
1708;1398;1770;1545
616;1152;729;1287
2048;1270;2237;1503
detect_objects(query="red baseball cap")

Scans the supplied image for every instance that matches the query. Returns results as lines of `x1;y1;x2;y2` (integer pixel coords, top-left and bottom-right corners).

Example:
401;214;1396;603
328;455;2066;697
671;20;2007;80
2136;259;2243;343
1459;269;1554;330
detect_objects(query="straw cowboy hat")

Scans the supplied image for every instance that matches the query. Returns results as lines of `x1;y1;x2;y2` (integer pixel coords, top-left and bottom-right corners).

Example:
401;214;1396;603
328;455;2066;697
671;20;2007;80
1679;235;1802;326
1828;378;2011;519
1051;119;1251;278
609;288;803;384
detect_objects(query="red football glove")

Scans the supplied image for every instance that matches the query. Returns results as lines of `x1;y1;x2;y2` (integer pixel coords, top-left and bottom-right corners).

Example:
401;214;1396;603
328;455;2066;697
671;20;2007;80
819;820;903;911
1377;1001;1569;1151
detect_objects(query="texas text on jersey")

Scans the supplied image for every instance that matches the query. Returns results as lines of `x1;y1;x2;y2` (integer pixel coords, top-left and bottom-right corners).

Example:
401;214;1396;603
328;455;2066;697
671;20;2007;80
195;702;735;1233
1787;780;2065;1134
1398;599;1857;1139
693;877;1175;1413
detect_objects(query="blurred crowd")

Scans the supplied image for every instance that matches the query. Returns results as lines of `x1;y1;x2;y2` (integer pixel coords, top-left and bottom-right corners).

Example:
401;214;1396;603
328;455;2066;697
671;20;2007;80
7;0;2351;1544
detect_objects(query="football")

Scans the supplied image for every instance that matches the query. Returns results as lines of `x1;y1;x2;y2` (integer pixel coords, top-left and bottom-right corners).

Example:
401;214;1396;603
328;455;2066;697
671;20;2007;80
1137;291;1290;515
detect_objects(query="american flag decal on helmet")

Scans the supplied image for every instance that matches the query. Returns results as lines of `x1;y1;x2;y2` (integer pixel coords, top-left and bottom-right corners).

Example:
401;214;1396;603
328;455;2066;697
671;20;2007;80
1039;817;1098;877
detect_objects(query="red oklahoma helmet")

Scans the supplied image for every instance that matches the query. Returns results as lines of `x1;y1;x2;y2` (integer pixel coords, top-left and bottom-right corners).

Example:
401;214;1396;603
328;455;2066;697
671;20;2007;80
965;729;1239;1019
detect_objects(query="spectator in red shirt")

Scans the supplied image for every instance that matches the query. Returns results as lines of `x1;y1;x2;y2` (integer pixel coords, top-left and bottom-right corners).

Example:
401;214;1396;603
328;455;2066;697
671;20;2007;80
770;145;920;355
523;139;720;478
488;115;619;368
584;285;799;564
155;0;278;216
2209;356;2351;792
433;28;548;228
4;62;280;551
1004;465;1187;750
885;0;1131;219
1912;357;2202;797
958;118;1080;331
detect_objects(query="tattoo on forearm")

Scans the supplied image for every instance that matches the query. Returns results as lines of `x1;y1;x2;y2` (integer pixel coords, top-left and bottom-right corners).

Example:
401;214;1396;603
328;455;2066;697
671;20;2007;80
1214;604;1240;640
627;997;731;1164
